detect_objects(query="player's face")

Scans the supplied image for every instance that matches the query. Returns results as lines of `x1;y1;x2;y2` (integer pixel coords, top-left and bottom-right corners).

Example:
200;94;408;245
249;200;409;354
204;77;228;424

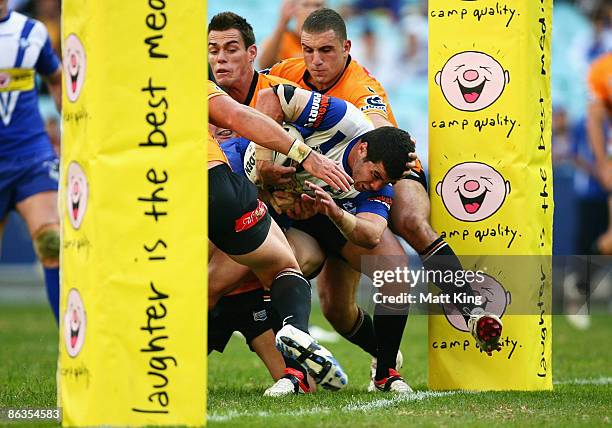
302;29;350;90
208;29;256;89
352;160;391;192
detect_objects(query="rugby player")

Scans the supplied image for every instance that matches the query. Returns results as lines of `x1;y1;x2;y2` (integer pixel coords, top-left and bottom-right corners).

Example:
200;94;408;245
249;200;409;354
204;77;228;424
0;1;62;323
208;124;322;396
207;80;350;391
265;8;503;356
586;52;612;255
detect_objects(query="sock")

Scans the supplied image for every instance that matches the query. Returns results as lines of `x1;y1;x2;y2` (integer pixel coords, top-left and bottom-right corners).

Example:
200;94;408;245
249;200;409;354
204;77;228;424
373;308;407;380
342;307;377;357
269;271;311;333
420;237;477;322
43;266;59;324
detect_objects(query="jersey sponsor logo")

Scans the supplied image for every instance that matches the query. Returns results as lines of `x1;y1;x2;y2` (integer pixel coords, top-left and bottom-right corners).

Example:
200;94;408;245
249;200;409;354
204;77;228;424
306;92;330;128
367;195;393;210
360;95;387;114
235;199;268;233
253;309;267;322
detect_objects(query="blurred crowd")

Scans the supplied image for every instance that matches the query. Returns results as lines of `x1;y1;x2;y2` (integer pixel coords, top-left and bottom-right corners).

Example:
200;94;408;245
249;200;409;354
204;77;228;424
2;0;610;262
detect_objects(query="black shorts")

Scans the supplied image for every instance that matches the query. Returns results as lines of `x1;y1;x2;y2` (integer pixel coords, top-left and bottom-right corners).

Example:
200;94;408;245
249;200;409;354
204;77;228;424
208;288;276;354
292;214;347;258
209;164;271;255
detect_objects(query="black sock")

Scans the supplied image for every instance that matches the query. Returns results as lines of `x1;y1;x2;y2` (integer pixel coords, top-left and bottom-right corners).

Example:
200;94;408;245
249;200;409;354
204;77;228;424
420;237;477;322
269;271;311;333
374;307;408;380
342;307;377;357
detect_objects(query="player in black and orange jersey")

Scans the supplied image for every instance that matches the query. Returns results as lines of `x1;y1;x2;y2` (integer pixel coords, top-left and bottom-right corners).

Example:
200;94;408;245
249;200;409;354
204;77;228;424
263;9;503;385
207;80;350;391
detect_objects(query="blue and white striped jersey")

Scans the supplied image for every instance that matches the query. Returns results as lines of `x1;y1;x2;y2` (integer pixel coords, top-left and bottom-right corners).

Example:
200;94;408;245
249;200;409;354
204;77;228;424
0;10;60;156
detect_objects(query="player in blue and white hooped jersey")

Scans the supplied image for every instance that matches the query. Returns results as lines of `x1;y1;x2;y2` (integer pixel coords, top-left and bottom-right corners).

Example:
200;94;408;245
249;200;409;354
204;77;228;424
0;1;62;323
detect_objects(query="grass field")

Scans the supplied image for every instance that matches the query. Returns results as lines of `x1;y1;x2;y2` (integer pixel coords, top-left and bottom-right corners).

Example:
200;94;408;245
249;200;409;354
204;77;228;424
1;304;611;427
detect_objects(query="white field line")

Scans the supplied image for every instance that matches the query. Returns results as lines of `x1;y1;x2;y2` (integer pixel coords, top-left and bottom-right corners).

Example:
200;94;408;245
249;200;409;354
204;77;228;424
207;390;460;422
554;377;612;385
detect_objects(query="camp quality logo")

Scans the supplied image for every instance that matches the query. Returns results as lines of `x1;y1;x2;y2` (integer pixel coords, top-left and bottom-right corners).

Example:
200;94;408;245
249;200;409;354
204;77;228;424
66;161;89;229
64;288;87;357
63;33;86;102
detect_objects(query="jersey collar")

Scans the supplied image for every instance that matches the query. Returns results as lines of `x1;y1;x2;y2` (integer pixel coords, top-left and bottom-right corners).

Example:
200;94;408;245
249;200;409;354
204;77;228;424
242;69;259;106
303;55;352;94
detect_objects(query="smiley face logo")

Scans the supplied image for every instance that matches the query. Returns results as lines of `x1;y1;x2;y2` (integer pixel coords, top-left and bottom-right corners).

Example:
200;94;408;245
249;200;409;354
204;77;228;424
66;161;88;229
435;51;510;112
436;162;510;222
63;34;86;102
442;274;512;332
64;288;87;357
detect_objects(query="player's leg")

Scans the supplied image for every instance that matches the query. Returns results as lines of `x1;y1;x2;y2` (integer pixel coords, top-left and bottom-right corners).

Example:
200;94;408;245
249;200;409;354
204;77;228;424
390;178;502;353
16;190;60;323
208;243;254;309
317;257;378;357
340;228;411;392
209;164;346;389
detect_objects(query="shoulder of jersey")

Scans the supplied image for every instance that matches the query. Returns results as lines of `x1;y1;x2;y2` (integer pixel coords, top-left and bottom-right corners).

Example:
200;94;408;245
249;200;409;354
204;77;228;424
259;73;298;87
268;57;306;77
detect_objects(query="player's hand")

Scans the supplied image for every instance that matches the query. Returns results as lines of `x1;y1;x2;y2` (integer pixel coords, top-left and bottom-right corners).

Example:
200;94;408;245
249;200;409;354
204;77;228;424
301;151;353;193
286;195;317;220
406;151;418;171
257;160;296;186
269;190;298;215
301;180;343;221
279;0;297;28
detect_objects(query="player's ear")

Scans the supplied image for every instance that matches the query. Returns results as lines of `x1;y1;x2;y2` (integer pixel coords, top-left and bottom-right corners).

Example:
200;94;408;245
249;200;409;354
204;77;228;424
343;39;351;54
247;44;258;63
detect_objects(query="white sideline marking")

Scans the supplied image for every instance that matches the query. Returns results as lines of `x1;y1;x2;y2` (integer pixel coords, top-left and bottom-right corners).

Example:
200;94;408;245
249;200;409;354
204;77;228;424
207;391;459;422
554;377;612;385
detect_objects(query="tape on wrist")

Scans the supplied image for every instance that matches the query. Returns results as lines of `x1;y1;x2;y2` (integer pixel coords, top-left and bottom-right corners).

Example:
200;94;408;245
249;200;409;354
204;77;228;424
334;210;357;237
287;139;312;164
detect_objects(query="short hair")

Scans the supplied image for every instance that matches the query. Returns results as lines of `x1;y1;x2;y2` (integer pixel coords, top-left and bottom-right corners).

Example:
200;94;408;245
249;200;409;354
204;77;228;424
361;127;415;181
302;8;347;42
208;12;255;48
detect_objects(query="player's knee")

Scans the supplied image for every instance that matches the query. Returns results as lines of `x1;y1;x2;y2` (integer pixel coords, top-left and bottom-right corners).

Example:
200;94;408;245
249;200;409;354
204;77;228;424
33;225;60;265
393;212;436;248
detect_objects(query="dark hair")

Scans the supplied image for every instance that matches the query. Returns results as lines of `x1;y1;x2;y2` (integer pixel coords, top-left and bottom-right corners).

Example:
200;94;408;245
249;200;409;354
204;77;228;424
362;127;415;181
302;8;347;42
208;12;255;48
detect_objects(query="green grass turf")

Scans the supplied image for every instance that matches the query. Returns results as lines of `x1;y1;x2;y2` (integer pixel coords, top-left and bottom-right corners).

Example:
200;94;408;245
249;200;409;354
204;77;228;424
0;304;610;427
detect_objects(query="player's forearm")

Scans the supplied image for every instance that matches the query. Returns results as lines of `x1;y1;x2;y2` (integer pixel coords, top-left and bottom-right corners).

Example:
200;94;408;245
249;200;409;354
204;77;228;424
46;68;62;112
586;100;609;164
210;97;294;155
367;111;393;128
330;210;385;249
